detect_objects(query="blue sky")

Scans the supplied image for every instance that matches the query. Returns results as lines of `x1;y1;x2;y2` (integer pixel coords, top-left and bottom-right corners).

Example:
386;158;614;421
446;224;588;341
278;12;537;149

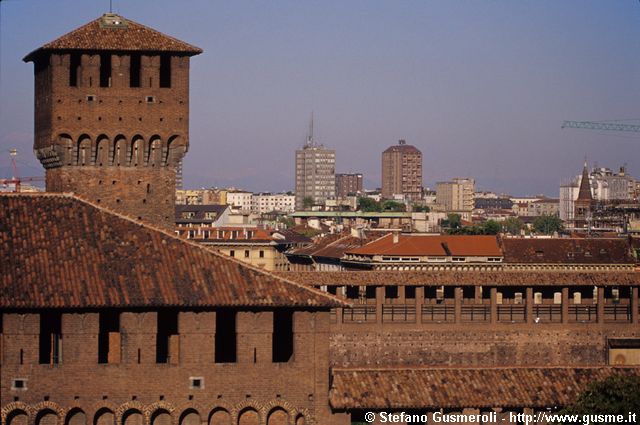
1;0;639;195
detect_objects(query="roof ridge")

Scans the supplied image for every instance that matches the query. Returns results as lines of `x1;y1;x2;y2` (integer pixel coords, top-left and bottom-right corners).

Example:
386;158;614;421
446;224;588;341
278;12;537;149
332;365;640;372
34;192;348;307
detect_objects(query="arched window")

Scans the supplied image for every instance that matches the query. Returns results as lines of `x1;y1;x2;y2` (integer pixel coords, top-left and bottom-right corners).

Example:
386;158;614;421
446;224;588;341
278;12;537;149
114;136;128;166
77;136;92;166
131;136;145;166
179;410;199;425
65;409;86;425
149;136;163;167
93;409;114;425
150;410;171;425
121;410;143;425
208;409;231;425
6;410;28;425
237;409;259;425
165;135;185;167
36;410;59;425
96;135;110;166
266;408;288;425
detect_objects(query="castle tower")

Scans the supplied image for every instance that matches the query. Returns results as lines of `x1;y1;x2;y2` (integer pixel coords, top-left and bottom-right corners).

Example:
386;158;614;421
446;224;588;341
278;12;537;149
24;13;202;228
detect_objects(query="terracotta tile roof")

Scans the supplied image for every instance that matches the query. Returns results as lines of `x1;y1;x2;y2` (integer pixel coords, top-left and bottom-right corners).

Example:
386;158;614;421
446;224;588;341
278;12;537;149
289;232;346;257
348;234;502;257
175;205;229;223
0;194;345;309
330;367;640;409
276;270;640;286
291;231;388;260
24;13;202;62
270;229;312;244
502;238;635;264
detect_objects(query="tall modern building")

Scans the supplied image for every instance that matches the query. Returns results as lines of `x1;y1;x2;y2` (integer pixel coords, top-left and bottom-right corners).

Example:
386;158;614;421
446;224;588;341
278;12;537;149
335;173;363;198
23;12;202;228
295;120;335;210
381;139;422;201
436;177;476;220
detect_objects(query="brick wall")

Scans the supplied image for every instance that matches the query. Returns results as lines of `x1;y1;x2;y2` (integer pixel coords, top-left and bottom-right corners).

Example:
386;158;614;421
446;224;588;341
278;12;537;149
0;310;344;425
330;328;640;368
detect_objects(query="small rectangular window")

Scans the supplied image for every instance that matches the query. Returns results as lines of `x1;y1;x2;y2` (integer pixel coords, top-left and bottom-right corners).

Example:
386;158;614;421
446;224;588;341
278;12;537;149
189;377;204;389
98;311;120;364
39;311;62;365
259;250;264;258
69;53;81;87
156;310;178;364
385;286;398;299
244;250;250;258
273;310;293;363
11;379;27;391
215;310;236;363
159;54;171;88
130;54;141;87
229;250;235;257
99;53;111;87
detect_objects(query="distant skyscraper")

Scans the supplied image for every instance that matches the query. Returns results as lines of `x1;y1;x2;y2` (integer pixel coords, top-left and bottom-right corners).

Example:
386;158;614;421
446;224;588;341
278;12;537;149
335;173;363;198
381;139;422;200
295;117;335;210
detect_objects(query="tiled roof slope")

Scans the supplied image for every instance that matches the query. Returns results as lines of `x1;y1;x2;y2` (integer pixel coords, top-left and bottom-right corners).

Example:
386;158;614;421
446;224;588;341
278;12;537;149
330;367;640;409
290;231;387;259
347;234;502;257
502;238;635;264
0;194;343;309
24;14;202;62
277;270;640;286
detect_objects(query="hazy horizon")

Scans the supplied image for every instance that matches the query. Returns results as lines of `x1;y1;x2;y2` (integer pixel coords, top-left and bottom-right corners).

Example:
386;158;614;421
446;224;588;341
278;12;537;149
1;0;639;196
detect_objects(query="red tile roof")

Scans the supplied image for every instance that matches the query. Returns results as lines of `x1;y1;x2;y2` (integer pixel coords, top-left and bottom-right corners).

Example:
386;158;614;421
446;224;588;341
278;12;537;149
277;270;640;286
502;238;635;264
348;234;502;257
24;14;202;62
290;231;388;259
0;194;344;309
330;367;640;409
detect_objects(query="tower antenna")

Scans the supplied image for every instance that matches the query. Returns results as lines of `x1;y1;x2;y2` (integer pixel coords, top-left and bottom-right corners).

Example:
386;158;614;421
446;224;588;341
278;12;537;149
109;0;113;13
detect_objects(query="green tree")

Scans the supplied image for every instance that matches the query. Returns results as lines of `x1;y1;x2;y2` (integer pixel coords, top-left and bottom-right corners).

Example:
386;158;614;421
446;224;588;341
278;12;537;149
560;375;640;416
381;200;406;212
533;214;563;235
357;197;382;212
302;196;314;210
481;220;501;235
502;217;524;235
443;213;462;230
412;204;430;213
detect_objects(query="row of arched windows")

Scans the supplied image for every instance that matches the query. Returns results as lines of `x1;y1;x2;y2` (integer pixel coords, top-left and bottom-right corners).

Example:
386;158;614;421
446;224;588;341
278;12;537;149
54;134;186;168
4;405;307;425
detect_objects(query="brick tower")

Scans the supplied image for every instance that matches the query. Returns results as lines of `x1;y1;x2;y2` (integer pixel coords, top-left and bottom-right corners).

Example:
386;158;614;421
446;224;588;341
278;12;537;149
24;13;202;228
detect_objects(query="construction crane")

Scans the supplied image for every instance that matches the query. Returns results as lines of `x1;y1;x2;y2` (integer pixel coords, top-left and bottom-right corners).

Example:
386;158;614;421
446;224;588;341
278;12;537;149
561;121;640;133
0;149;45;192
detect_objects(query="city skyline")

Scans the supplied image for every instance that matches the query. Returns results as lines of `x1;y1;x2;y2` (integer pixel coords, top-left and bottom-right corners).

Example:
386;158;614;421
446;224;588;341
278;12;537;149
0;1;639;196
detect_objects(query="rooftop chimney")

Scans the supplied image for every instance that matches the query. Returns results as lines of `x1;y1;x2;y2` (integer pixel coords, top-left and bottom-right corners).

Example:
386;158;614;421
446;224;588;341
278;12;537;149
392;231;400;244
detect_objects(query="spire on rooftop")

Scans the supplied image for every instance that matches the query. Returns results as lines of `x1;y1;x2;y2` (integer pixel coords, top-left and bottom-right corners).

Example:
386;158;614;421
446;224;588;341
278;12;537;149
576;161;593;201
